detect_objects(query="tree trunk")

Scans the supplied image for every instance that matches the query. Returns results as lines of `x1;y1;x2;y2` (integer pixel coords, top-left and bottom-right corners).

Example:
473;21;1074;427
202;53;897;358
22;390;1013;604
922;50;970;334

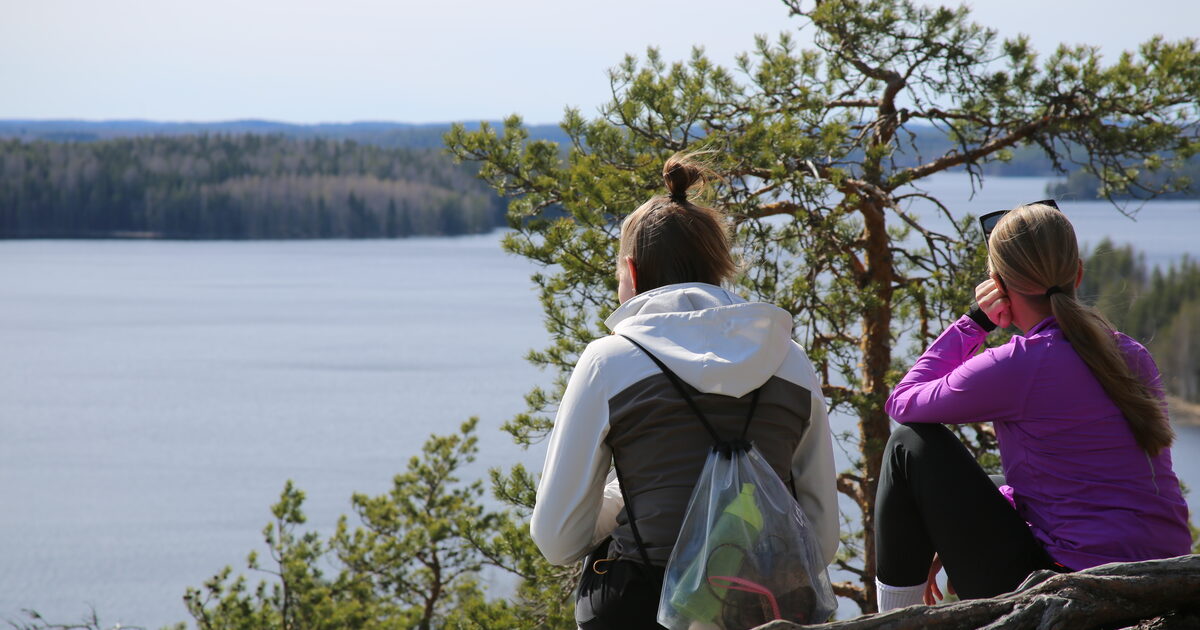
856;197;896;613
757;555;1200;630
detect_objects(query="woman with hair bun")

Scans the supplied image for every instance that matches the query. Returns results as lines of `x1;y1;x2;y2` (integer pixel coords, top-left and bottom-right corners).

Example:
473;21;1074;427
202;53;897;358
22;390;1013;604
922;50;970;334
530;153;839;628
874;202;1191;612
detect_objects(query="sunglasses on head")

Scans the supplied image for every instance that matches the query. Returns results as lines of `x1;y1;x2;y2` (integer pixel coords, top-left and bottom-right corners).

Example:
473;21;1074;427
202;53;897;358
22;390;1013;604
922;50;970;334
980;199;1059;245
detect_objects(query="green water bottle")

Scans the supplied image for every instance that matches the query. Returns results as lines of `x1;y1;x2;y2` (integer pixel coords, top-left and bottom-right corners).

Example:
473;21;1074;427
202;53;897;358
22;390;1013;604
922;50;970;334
670;482;764;624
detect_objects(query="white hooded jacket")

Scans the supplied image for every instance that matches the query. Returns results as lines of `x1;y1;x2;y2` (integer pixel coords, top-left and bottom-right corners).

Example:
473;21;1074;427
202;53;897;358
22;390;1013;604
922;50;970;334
530;283;839;568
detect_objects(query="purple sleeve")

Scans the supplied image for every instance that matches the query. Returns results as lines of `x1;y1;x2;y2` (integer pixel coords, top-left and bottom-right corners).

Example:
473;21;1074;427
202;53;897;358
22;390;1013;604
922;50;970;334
1117;333;1168;407
885;315;1032;424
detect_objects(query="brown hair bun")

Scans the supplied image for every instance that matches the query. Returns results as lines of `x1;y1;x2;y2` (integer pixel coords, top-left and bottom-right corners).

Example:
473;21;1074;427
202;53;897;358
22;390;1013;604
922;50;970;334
663;152;717;204
618;151;735;293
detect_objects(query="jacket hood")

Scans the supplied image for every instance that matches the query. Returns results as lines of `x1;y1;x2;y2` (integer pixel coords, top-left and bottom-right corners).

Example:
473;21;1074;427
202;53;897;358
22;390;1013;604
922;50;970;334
604;283;795;397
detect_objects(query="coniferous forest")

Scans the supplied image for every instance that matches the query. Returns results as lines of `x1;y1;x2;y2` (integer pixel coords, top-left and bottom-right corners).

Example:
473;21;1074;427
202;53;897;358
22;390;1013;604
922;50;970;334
0;135;504;239
1083;240;1200;406
1;119;1194;240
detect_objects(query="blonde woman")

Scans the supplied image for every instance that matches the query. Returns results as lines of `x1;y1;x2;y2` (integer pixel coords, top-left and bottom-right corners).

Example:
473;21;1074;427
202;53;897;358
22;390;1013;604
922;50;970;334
530;154;839;628
873;202;1191;611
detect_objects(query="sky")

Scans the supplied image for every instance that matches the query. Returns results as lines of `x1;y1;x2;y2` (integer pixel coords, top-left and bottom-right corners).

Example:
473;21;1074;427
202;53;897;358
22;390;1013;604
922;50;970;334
2;0;1198;125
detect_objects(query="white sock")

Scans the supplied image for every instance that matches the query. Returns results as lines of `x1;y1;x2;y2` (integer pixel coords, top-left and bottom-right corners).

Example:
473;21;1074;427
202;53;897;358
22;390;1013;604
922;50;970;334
876;579;925;612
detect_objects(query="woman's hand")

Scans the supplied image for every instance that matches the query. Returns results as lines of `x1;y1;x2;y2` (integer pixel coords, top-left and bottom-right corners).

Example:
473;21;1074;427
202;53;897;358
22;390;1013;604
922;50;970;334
923;554;956;605
975;277;1012;329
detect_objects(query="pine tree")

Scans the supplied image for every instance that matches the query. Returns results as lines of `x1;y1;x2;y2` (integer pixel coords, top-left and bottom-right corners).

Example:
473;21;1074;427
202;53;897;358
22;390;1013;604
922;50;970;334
447;0;1200;613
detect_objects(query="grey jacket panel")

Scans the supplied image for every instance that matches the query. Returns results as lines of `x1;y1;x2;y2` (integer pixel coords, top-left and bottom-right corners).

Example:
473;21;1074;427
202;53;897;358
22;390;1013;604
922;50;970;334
530;283;838;568
606;373;812;564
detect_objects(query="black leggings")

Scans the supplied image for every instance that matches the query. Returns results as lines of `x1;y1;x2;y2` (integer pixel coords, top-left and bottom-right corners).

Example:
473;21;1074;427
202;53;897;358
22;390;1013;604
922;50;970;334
874;423;1062;599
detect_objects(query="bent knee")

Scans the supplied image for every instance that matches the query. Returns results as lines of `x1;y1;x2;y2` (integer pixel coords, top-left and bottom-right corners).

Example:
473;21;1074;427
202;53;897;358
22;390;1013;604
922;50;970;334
886;422;957;457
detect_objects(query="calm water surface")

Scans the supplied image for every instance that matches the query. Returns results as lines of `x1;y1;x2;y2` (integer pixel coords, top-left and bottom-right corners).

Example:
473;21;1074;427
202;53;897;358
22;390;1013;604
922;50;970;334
0;236;550;627
1;174;1197;627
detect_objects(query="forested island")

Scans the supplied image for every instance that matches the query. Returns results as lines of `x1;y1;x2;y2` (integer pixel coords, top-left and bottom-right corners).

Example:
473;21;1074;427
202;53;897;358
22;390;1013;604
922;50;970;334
0;119;572;148
1050;158;1200;200
0;134;504;239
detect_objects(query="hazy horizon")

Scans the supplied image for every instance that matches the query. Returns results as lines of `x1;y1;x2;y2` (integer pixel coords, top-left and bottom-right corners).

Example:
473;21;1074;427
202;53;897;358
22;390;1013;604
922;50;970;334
4;0;1199;125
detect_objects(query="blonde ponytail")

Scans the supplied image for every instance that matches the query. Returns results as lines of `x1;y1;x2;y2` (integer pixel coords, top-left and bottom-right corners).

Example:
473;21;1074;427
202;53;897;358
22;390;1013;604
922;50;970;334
989;204;1173;455
1048;291;1174;455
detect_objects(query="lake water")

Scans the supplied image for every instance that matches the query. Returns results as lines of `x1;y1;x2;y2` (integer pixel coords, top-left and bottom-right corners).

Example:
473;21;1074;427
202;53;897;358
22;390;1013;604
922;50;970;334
0;236;551;628
1;173;1197;628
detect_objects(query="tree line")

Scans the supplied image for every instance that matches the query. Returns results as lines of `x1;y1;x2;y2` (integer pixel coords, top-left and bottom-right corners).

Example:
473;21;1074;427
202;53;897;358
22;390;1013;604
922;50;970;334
4;121;1195;224
0;135;505;239
0;119;572;150
1050;157;1200;200
0;118;1121;178
1084;240;1200;403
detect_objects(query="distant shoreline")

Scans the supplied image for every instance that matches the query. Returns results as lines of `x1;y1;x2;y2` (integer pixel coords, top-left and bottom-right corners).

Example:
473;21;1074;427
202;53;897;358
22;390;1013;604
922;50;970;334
5;119;1198;199
1169;396;1200;426
0;230;502;242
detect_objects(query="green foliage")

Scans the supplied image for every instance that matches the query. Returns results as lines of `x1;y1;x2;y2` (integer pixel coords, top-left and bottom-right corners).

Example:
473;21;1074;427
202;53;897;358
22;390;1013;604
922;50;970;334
461;465;578;629
183;419;525;630
0;135;501;238
1082;240;1200;402
1155;301;1200;403
447;0;1200;614
331;418;501;630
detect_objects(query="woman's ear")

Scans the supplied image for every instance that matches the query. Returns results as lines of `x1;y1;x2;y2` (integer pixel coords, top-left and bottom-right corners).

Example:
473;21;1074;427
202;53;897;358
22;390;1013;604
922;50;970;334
617;256;639;304
1075;259;1084;289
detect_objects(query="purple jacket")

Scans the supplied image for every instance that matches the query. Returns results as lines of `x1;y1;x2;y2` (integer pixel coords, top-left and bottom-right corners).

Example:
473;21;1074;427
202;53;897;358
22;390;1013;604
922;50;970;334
886;314;1192;570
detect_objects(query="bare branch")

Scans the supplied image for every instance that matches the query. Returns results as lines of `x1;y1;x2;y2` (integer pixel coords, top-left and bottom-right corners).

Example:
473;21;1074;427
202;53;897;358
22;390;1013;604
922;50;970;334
832;581;869;609
892;116;1055;186
828;99;883;108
